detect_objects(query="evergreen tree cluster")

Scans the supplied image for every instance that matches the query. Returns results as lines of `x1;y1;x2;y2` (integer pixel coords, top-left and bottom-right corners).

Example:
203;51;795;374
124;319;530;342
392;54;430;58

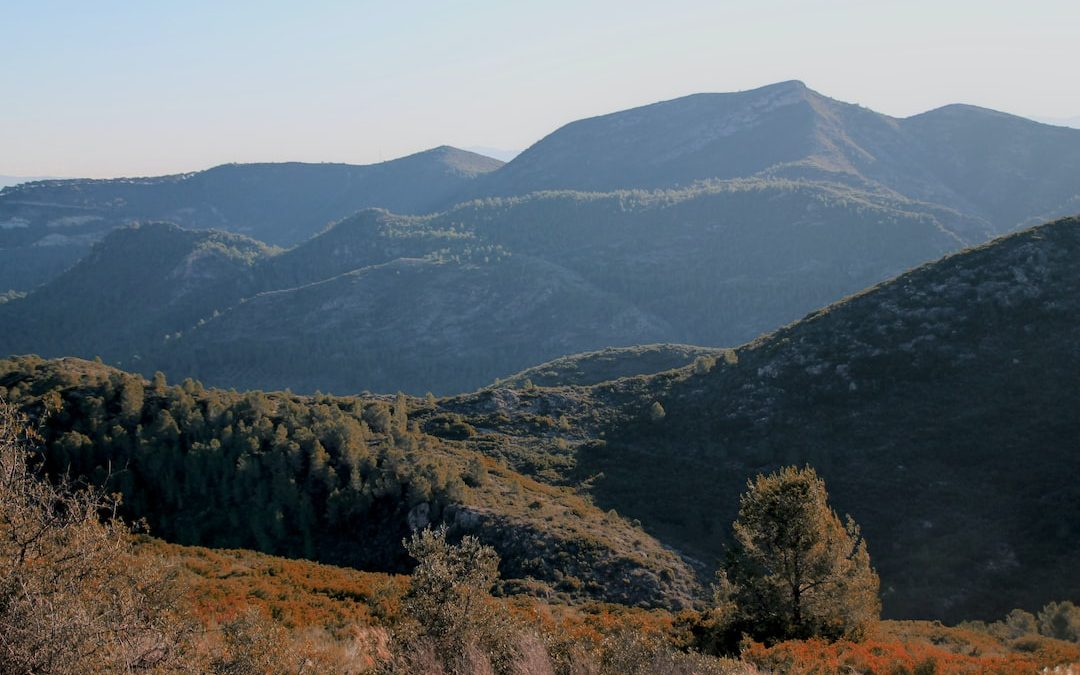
0;356;464;572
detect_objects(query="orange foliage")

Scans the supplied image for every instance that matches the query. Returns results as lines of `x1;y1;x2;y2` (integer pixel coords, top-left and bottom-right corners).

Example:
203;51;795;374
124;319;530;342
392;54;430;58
137;539;408;637
741;620;1080;674
136;538;1080;675
504;597;675;647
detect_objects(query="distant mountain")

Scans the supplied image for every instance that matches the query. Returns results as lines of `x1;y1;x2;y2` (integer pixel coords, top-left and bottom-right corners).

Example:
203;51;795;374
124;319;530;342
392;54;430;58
473;81;1080;238
0;175;59;189
154;252;672;395
5;83;1080;298
442;216;1080;622
1034;115;1080;129
3;82;1080;396
903;104;1080;227
0;147;502;291
0;222;275;362
1;181;977;394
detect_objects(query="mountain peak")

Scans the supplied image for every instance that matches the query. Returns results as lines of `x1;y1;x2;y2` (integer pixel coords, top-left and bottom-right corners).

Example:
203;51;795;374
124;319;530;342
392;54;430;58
401;145;505;175
910;102;1023;121
753;79;809;93
474;79;829;195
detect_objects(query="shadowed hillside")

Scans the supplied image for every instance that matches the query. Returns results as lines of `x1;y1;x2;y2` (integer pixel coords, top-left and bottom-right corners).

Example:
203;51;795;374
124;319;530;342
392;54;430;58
432;216;1080;622
2;217;1079;626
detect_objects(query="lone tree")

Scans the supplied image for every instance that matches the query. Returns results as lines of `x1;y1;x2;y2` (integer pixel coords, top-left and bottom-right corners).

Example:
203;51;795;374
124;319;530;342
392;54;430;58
717;465;880;644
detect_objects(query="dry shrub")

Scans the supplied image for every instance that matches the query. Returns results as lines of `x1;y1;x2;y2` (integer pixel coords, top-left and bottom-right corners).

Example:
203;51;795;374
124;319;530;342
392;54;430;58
200;607;299;673
0;399;198;673
195;607;397;674
511;631;556;675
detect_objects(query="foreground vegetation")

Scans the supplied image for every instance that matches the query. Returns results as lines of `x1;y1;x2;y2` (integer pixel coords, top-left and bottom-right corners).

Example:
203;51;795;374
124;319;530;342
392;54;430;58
3;396;1078;673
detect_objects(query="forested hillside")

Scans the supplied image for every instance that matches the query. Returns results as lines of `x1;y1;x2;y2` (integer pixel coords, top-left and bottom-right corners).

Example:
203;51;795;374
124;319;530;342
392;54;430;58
1;181;972;394
0;223;276;362
0;356;695;610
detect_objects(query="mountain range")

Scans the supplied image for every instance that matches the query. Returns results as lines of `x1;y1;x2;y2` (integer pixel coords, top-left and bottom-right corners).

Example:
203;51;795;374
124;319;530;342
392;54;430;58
0;147;501;291
1;80;1079;396
2;78;1079;628
4;82;1080;289
474;82;1080;236
0;183;970;394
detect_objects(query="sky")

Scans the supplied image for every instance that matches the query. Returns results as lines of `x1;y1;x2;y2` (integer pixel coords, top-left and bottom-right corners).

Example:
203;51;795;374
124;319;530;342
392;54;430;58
2;0;1078;178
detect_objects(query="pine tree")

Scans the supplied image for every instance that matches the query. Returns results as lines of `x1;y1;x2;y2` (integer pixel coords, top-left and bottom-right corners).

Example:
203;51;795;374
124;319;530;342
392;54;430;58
717;465;880;643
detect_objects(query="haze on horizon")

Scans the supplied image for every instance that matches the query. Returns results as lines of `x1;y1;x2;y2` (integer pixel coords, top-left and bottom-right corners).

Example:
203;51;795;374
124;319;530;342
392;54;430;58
3;0;1078;179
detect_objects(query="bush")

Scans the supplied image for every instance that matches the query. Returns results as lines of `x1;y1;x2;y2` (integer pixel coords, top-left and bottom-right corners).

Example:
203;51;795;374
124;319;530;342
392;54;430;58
1037;601;1080;642
393;526;517;674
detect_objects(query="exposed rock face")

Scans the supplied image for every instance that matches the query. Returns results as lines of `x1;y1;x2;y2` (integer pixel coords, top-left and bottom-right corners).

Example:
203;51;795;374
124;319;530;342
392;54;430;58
407;502;431;531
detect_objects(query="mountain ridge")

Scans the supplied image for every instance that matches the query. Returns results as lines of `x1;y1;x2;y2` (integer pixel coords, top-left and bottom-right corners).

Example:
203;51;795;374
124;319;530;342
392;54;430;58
0;146;503;292
472;81;1080;240
0;179;979;394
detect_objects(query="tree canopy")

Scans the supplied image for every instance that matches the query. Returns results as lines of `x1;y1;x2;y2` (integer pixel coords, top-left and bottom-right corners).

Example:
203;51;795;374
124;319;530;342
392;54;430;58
717;465;880;644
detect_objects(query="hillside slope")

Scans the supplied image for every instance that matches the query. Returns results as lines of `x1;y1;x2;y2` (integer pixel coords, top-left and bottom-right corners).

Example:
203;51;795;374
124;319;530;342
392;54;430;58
0;222;275;362
154;253;673;394
591;216;1080;621
437;216;1080;622
490;344;729;389
0;356;695;610
3;217;1079;623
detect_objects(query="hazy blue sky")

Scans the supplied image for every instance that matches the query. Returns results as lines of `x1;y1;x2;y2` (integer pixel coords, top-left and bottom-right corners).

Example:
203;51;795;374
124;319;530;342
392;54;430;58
3;0;1078;177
